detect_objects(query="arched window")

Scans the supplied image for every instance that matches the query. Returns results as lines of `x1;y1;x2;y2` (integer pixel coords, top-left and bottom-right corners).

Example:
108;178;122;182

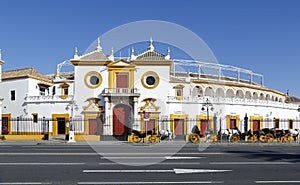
236;90;244;99
204;87;214;97
216;88;225;98
245;91;252;99
226;89;234;98
259;93;265;100
192;86;203;97
253;92;259;100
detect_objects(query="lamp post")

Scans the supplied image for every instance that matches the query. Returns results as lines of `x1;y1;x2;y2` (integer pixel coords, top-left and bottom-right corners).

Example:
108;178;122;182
66;99;78;143
201;98;214;137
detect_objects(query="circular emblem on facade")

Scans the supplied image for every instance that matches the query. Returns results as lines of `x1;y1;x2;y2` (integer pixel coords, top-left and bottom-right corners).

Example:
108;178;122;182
141;71;160;89
84;71;102;89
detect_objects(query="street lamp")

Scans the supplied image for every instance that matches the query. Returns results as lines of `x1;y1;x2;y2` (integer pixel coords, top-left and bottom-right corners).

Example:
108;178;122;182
201;98;214;136
66;99;79;143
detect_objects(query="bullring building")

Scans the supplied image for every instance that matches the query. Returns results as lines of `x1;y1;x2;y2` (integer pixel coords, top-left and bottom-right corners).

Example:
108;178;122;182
0;38;299;141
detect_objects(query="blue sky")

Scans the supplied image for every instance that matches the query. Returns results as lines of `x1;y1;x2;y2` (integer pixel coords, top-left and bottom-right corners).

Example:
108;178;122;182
0;0;300;97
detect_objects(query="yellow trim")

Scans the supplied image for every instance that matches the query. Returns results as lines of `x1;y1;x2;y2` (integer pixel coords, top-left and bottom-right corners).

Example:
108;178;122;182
250;116;263;131
4;135;45;140
140;98;159;111
108;68;135;89
84;71;102;89
60;83;69;99
140;113;159;132
83;113;101;135
196;115;214;134
274;118;280;130
141;71;160;89
2;113;12;135
107;59;135;88
71;61;111;66
226;115;240;129
174;84;184;100
170;114;188;134
51;114;69;136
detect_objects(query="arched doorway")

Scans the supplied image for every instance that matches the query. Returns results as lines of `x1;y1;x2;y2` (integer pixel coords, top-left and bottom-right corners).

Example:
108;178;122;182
113;104;132;141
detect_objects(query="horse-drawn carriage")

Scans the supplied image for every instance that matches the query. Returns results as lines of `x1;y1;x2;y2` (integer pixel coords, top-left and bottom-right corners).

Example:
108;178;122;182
189;125;218;143
130;130;159;143
257;128;293;143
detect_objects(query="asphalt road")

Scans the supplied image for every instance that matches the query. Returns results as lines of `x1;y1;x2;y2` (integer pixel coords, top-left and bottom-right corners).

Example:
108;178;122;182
0;141;299;185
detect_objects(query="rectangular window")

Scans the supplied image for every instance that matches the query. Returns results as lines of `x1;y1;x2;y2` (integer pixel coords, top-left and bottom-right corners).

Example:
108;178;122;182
289;120;293;129
63;88;69;95
116;73;129;88
176;89;182;96
10;90;15;101
32;114;38;123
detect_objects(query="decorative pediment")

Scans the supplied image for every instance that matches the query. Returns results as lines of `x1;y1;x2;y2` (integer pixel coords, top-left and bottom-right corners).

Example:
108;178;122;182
83;97;102;112
107;59;136;68
140;98;160;112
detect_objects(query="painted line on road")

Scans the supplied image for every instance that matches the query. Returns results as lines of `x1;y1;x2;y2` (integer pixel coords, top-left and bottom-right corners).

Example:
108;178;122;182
0;183;52;185
100;156;204;159
256;181;300;184
83;168;232;174
0;153;98;155
0;163;85;165
78;181;223;184
98;162;201;165
210;162;300;165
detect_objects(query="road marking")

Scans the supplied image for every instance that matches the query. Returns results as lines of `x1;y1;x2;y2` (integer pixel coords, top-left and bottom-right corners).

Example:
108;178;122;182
78;181;223;184
83;168;231;174
210;162;300;165
0;153;98;155
256;181;300;184
35;148;89;151
0;163;85;165
98;162;201;165
0;183;52;185
100;156;204;159
165;156;203;159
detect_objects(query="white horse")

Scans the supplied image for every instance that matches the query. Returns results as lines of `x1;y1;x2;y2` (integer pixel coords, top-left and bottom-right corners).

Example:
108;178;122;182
159;130;175;141
289;129;300;142
219;128;240;142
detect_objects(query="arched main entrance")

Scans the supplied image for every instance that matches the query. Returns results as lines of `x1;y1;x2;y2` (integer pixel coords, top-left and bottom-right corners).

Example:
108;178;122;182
113;104;132;141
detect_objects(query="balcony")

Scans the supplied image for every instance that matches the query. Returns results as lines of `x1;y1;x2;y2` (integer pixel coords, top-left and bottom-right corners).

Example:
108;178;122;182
24;95;74;103
102;88;140;97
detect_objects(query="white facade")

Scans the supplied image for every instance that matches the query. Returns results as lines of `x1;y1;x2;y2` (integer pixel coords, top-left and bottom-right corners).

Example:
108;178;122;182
0;39;299;140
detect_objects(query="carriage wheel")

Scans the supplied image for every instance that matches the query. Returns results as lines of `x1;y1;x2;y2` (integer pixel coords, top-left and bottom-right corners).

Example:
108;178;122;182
284;135;292;143
148;135;159;143
277;137;283;143
265;133;274;143
230;134;240;143
250;135;258;142
259;135;266;142
132;135;141;143
189;133;200;143
210;134;218;142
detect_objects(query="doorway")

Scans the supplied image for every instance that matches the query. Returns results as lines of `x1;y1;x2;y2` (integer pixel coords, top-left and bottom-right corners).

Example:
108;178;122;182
113;104;132;141
57;118;66;135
